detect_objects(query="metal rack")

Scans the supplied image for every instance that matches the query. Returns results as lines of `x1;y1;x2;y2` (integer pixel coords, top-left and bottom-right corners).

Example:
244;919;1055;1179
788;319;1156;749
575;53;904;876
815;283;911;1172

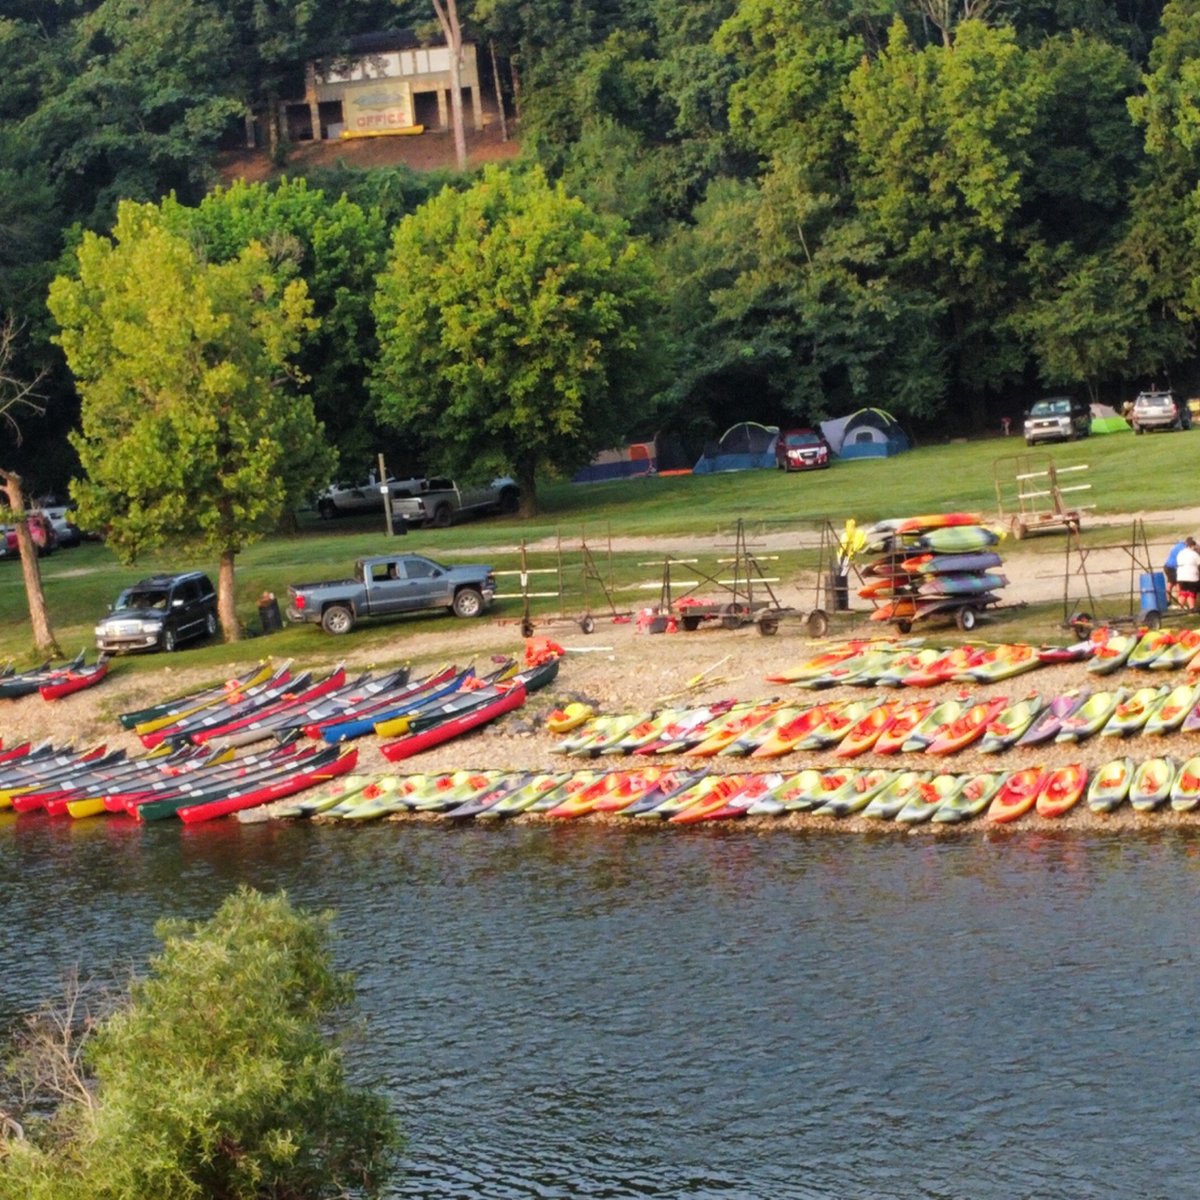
994;454;1093;539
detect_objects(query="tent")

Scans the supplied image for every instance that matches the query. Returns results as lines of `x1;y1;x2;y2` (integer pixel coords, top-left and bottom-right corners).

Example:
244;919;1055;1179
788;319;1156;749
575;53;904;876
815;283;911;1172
820;408;911;459
692;422;779;474
1090;402;1131;434
572;440;657;483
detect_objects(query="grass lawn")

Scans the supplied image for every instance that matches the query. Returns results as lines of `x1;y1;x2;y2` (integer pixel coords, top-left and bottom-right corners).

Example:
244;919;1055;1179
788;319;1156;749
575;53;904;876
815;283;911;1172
0;428;1193;670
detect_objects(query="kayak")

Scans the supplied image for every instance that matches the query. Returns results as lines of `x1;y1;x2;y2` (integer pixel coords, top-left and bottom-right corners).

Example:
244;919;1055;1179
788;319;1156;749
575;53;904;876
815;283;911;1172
902;551;1003;575
1016;690;1091;746
925;697;1009;756
635;774;743;821
764;641;878;685
720;705;807;757
702;773;789;821
750;768;826;814
899;697;971;753
1129;758;1175;811
917;573;1007;597
1169;757;1200;812
813;768;895;818
1054;689;1125;743
900;645;987;688
1035;763;1088;819
617;769;707;816
872;698;937;754
545;703;595;733
478;772;575;820
669;776;758;824
917;525;1000;553
872;648;946;687
862;770;932;821
965;643;1039;684
797;699;882;752
896;773;964;824
1087;633;1138;675
1099;685;1168;737
689;703;790;757
1150;628;1200;671
1086;758;1134;813
897;512;982;534
986;768;1047;823
932;772;1005;823
1126;629;1175;670
1143;684;1198;735
976;694;1044;753
832;702;901;758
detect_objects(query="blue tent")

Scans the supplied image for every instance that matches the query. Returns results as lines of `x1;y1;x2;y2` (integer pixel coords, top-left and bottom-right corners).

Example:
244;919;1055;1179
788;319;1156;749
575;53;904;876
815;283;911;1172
692;422;779;474
820;408;910;460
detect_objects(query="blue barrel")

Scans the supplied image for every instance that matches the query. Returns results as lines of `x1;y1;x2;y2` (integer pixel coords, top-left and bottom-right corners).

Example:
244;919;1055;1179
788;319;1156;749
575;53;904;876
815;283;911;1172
1139;571;1168;614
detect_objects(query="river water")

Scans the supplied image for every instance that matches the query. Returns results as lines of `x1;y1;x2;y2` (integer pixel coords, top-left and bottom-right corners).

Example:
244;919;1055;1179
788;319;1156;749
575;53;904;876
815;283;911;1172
2;815;1198;1199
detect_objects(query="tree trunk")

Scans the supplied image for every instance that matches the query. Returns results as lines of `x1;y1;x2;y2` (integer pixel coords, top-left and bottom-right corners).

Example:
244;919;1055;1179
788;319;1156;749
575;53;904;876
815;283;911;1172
0;470;60;656
433;0;468;170
218;548;240;643
489;40;508;142
516;459;538;518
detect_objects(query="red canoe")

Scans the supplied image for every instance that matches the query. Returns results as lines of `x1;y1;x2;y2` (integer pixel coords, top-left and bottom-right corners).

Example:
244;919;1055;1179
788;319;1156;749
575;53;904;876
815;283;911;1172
380;684;527;762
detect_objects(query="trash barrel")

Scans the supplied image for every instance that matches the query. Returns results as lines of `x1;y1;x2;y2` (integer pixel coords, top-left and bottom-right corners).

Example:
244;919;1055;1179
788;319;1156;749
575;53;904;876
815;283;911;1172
257;591;283;634
1139;571;1168;616
826;571;850;612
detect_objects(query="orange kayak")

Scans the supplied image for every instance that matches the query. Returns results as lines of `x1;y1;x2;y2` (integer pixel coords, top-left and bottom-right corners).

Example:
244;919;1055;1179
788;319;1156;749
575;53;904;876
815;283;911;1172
986;767;1048;823
873;699;937;754
750;702;842;759
925;697;1009;756
1035;763;1088;819
832;702;899;758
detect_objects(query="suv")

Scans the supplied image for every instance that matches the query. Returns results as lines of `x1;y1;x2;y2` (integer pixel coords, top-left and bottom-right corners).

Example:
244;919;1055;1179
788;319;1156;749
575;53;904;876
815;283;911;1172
1131;389;1191;433
95;572;219;654
1023;396;1091;445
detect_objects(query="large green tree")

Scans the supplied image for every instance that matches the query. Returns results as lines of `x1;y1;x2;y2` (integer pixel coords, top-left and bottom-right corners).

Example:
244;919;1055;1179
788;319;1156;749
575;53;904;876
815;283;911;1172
48;201;333;639
0;888;399;1200
371;164;660;512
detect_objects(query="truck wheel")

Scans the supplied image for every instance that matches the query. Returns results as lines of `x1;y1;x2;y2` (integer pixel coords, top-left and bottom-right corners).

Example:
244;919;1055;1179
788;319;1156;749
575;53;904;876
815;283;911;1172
321;604;355;635
318;499;337;519
431;504;452;528
452;587;484;618
159;626;177;652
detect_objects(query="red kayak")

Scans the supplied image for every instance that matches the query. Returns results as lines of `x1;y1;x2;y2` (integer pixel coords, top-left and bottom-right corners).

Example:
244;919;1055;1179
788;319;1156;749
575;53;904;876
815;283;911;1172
381;684;527;762
986;768;1048;823
39;659;110;701
925;697;1009;756
1035;763;1088;819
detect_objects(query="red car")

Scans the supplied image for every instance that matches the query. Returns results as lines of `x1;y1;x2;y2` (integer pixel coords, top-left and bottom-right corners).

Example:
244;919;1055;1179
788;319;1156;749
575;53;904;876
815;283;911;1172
775;428;831;471
1;514;57;558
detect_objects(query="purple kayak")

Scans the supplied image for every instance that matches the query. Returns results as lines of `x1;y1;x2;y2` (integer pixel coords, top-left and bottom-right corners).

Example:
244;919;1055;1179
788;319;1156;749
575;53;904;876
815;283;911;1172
1016;689;1092;746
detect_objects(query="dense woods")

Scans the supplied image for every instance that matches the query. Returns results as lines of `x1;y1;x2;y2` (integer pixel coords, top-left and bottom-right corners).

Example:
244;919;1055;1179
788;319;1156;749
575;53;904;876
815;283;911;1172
4;0;1200;493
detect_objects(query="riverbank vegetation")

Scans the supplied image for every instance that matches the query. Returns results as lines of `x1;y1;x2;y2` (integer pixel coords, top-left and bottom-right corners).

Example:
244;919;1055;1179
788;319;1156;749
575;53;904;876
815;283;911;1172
0;888;399;1200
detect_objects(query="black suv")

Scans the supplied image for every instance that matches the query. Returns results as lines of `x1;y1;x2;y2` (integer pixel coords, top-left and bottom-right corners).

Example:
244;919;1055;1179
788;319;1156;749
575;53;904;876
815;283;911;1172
95;572;219;654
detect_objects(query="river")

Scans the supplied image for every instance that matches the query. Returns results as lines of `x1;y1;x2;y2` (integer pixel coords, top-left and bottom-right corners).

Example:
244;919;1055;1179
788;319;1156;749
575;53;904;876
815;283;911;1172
2;815;1197;1198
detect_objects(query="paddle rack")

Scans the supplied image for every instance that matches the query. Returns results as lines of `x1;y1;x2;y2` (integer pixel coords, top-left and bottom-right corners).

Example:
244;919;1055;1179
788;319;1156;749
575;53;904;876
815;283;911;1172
993;454;1093;539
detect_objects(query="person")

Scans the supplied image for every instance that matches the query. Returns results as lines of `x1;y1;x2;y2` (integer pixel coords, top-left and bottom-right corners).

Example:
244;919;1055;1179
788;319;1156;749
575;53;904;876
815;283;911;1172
1164;538;1188;603
1176;537;1200;610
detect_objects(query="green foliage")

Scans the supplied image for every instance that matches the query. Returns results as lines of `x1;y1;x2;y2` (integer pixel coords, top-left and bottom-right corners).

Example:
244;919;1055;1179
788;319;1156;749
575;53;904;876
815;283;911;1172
47;201;333;579
371;164;662;509
0;887;399;1200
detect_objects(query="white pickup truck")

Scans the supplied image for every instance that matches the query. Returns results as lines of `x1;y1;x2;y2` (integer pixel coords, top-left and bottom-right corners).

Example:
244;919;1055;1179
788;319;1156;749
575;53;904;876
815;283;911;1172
391;477;520;528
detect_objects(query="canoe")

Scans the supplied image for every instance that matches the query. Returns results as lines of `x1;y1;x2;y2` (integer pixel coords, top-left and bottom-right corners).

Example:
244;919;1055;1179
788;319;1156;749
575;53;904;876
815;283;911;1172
316;667;479;743
0;651;86;700
1054;689;1125;743
917;573;1007;597
932;772;1005;823
814;768;895;818
925;697;1009;756
1099;685;1168;737
1035;763;1088;818
862;770;931;820
1015;690;1090;746
898;697;970;753
1086;758;1134;813
380;684;527;762
917;525;1000;553
1129;758;1175;811
872;699;937;754
406;658;554;736
1126;629;1176;670
976;694;1044;753
986;768;1047;823
187;666;351;744
896;773;964;824
39;658;110;701
544;703;594;733
902;550;1003;575
1143;684;1198;735
1169;757;1200;812
120;661;277;730
1087;633;1138;675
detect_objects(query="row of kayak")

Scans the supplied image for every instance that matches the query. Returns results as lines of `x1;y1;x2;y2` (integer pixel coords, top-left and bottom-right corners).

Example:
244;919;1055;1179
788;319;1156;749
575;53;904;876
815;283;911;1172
550;682;1200;759
241;756;1200;825
770;627;1200;688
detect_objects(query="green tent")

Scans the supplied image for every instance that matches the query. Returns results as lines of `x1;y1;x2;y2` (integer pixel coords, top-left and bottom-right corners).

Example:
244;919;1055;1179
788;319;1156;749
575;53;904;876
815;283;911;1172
1090;403;1131;434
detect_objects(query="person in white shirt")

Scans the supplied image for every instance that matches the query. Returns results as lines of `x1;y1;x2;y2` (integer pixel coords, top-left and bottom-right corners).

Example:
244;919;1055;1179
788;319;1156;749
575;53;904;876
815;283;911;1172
1175;537;1200;610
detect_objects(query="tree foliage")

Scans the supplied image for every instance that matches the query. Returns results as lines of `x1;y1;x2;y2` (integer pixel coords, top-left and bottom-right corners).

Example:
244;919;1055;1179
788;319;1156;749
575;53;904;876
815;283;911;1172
48;201;333;638
0;887;400;1200
371;165;661;511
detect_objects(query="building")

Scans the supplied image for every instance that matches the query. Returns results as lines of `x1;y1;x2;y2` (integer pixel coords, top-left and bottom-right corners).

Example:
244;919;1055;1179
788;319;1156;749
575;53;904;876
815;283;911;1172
284;31;484;142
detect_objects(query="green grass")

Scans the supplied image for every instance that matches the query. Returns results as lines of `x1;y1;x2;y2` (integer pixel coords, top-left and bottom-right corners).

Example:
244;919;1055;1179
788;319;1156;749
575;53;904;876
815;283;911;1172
1;428;1194;669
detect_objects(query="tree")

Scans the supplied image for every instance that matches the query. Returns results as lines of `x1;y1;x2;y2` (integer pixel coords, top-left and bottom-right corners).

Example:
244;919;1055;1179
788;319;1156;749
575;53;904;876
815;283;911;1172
0;887;400;1200
0;317;58;657
371;166;660;513
48;201;334;640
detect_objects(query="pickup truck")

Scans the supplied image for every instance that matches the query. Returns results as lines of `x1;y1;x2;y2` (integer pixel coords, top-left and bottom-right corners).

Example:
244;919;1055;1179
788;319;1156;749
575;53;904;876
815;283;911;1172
286;553;498;634
392;477;520;528
316;475;425;519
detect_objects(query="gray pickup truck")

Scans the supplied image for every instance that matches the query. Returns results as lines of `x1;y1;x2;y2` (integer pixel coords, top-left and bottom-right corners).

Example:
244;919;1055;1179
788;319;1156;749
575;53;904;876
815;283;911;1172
392;476;520;528
286;553;498;634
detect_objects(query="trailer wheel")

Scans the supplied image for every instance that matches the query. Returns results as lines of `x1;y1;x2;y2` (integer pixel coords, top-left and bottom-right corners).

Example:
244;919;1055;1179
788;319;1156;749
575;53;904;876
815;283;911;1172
806;610;830;637
895;619;913;634
1143;608;1162;631
720;603;748;630
521;618;535;638
955;605;978;632
579;614;596;635
682;615;702;632
757;617;779;636
1069;612;1092;641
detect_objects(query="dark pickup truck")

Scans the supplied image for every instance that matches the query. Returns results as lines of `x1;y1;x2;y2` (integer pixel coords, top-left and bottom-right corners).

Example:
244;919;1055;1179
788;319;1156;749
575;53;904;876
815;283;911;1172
286;553;498;634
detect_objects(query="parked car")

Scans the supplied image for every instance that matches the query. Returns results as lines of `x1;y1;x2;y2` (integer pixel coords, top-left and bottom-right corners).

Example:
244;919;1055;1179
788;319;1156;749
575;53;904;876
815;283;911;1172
95;571;219;653
1131;389;1192;433
286;553;497;634
1023;396;1091;445
775;428;832;471
392;477;520;528
38;505;83;548
0;513;57;558
316;475;425;519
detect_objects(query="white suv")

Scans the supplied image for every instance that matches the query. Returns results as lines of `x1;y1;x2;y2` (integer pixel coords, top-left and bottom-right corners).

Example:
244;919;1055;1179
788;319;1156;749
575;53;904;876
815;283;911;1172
1131;390;1191;434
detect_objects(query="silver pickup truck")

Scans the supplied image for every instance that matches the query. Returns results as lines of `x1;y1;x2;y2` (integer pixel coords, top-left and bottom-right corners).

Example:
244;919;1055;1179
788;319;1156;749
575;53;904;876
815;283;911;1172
392;477;520;528
286;553;497;634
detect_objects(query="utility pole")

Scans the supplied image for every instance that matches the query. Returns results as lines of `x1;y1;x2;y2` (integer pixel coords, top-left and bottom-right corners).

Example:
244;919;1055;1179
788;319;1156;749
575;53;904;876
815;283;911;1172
378;452;395;537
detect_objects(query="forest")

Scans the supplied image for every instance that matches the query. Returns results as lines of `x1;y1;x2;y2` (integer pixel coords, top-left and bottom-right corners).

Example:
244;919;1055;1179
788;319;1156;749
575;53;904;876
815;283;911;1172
4;0;1200;492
